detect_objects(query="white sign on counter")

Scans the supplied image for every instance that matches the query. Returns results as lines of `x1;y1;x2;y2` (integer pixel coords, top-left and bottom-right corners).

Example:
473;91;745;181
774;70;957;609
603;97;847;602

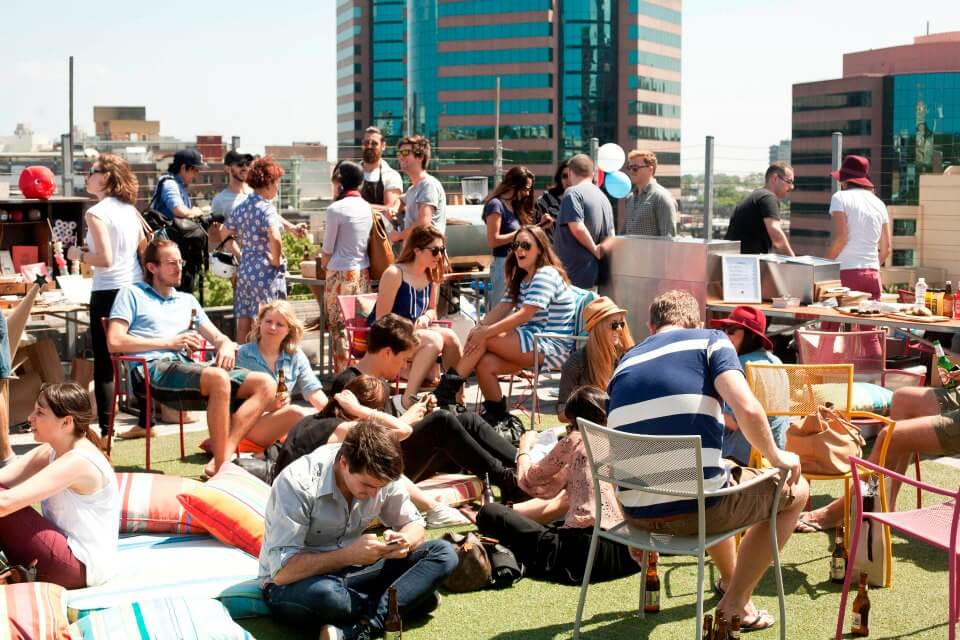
721;255;762;303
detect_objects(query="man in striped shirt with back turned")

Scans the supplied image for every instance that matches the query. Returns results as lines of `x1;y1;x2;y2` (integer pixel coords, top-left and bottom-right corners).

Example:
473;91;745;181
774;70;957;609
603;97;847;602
607;290;806;631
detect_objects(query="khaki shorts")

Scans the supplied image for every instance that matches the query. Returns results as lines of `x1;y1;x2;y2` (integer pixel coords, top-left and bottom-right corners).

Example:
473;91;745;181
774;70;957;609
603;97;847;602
932;388;960;455
625;466;799;537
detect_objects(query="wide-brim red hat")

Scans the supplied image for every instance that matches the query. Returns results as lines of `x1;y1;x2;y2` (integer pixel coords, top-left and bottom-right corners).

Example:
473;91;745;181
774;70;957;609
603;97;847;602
710;305;774;352
830;155;874;189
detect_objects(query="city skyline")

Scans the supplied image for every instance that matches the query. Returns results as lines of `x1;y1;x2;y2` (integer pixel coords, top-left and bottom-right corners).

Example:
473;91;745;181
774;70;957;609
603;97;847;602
2;0;960;175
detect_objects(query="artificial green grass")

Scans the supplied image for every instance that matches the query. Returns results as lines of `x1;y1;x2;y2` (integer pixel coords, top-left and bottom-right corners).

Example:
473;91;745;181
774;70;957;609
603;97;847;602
109;427;960;639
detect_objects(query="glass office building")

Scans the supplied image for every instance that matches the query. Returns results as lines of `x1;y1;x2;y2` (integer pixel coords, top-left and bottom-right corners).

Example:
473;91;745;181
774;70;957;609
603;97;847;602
337;0;682;193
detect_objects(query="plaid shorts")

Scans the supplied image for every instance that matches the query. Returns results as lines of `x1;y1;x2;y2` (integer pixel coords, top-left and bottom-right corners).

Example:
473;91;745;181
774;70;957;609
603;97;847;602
932;387;960;455
142;357;250;411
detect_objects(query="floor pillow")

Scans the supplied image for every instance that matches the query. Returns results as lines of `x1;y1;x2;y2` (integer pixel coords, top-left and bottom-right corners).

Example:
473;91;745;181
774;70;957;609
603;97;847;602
67;597;252;640
0;582;70;640
117;473;207;534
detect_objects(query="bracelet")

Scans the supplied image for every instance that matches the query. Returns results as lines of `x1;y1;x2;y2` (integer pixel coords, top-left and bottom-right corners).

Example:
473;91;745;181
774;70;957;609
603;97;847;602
516;452;530;460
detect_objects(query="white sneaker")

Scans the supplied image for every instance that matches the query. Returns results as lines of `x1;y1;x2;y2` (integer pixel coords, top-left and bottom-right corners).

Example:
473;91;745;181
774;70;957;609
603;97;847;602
425;503;471;528
319;625;344;640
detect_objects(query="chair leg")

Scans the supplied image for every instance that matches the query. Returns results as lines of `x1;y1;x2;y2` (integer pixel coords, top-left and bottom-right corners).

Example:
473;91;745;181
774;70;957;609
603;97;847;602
572;524;602;639
843;479;851;549
770;511;786;640
914;452;923;510
637;551;648;620
835;514;866;639
179;410;186;461
950;553;958;640
106;366;121;455
695;552;705;640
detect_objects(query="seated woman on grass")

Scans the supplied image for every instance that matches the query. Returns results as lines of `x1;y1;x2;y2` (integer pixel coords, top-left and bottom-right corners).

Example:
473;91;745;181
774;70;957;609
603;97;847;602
235;300;328;450
0;382;119;588
372;226;462;409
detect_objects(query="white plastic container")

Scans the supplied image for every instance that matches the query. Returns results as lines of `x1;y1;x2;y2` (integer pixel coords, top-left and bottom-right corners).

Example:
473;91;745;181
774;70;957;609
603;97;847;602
915;277;928;308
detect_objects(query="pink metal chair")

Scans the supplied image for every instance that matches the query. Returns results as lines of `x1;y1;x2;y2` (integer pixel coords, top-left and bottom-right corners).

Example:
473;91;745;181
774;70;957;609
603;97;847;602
336;293;379;369
835;456;960;639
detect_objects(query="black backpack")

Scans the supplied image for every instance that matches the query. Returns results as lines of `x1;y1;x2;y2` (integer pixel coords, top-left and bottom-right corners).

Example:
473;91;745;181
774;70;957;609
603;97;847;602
145;175;209;293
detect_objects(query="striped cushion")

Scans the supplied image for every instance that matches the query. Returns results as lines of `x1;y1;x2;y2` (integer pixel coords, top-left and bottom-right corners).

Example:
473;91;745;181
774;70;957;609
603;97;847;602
177;463;270;557
0;582;69;640
417;473;483;507
117;473;208;534
67;597;251;640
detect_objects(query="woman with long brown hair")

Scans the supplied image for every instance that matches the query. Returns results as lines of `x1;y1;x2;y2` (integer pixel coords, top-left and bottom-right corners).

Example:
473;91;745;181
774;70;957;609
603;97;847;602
0;383;119;588
66;153;146;437
483;166;535;307
372;226;463;408
556;297;634;420
434;225;578;426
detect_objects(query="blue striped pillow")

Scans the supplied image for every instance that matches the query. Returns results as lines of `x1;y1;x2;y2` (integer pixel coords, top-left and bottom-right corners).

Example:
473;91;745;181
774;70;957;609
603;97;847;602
67;597;251;640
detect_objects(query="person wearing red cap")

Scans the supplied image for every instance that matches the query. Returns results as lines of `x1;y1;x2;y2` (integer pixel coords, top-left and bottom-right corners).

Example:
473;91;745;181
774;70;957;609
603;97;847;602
711;306;789;466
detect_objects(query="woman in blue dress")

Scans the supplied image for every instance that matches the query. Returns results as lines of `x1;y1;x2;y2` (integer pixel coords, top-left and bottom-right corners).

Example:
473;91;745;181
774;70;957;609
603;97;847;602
225;157;289;342
372;226;463;408
483;166;534;308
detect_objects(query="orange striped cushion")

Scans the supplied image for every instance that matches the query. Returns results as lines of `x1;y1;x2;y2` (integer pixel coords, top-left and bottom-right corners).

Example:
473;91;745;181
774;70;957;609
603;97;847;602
177;463;270;558
0;582;70;640
117;473;208;535
416;473;483;506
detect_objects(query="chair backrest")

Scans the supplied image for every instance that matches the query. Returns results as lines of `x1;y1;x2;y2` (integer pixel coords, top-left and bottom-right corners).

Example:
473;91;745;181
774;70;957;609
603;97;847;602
745;362;854;419
577;418;706;504
571;286;598;337
337;293;378;325
795;327;887;379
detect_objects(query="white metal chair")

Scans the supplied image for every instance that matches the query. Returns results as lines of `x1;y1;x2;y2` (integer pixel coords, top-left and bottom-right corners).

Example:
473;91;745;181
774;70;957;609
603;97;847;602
574;418;788;640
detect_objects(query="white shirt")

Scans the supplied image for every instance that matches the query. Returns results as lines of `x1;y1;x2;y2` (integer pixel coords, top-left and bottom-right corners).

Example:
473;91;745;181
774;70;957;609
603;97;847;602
363;160;403;193
84;197;144;291
322;195;373;272
830;189;890;271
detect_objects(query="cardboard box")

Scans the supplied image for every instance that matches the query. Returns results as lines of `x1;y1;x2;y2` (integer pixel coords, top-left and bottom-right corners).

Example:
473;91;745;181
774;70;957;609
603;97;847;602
9;371;42;426
23;338;65;383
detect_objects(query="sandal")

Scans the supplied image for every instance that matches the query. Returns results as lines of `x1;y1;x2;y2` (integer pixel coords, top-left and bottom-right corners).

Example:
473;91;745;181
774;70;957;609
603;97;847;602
794;516;824;534
713;578;726;597
740;609;775;632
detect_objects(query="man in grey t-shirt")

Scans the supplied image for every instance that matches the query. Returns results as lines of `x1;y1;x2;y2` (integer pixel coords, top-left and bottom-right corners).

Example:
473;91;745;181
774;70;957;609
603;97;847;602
391;135;446;242
554;154;615;290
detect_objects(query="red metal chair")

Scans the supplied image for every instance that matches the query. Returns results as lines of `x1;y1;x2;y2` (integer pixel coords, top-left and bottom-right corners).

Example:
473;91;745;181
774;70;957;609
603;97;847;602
835;456;960;639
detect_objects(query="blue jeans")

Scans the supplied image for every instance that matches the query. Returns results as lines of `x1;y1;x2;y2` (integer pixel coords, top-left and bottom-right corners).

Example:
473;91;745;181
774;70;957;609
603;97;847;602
487;255;507;310
264;539;457;635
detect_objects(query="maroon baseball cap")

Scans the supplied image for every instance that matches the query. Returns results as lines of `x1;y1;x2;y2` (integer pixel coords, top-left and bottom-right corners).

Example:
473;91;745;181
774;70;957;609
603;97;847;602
710;305;774;352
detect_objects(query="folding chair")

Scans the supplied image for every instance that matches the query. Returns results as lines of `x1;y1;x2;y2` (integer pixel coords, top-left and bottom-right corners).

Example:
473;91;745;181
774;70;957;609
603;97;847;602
574;418;788;640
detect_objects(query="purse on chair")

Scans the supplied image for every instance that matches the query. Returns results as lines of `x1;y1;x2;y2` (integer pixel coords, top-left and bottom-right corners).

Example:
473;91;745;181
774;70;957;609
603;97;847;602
786;403;865;475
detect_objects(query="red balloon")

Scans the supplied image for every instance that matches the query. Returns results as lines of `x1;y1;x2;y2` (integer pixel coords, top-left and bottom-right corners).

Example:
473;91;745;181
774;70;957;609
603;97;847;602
596;169;605;188
19;166;56;200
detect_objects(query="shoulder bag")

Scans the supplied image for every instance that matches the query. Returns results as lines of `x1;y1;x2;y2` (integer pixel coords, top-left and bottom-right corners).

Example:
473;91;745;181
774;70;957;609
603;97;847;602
786;403;864;476
368;207;395;281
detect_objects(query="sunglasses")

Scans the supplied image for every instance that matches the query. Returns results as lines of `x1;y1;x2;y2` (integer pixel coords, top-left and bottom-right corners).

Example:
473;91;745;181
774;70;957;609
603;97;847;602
397;149;421;157
425;246;445;256
722;326;743;336
627;164;651;172
233;161;251;168
87;167;106;176
511;240;534;252
609;320;626;330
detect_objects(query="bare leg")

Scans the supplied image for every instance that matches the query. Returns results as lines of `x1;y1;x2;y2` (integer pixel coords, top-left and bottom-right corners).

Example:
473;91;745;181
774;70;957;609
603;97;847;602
433;326;463;370
199;367;232;475
204;371;276;477
511;492;569;524
244;404;312;448
402;329;442;406
235;317;253;344
717;476;809;621
475;333;537;402
706;538;737;591
0;381;12;461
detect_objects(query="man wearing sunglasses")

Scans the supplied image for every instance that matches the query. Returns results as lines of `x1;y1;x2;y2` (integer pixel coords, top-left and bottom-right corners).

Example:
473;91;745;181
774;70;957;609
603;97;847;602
390;135;446;244
211;149;254;225
725;162;796;256
621;150;676;237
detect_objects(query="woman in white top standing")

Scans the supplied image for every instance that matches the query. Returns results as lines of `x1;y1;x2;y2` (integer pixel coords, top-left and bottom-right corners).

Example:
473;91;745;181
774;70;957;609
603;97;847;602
0;383;119;588
825;155;891;356
321;161;373;373
67;154;146;436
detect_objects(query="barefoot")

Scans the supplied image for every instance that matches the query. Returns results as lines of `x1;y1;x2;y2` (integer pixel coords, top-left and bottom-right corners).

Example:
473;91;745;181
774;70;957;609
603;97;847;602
203;460;219;479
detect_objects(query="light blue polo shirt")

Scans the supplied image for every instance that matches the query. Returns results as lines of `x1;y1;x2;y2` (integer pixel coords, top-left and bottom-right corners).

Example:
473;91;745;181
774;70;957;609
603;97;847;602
109;282;208;361
236;342;323;399
152;174;191;220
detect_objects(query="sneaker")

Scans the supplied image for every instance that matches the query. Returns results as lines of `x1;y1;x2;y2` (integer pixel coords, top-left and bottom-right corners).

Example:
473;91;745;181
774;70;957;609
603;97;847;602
425;503;471;528
319;625;344;640
319;623;371;640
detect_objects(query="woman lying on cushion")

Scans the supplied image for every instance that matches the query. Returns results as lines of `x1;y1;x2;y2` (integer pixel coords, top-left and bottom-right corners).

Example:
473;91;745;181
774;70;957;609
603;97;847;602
274;374;469;528
0;383;119;588
235;300;329;449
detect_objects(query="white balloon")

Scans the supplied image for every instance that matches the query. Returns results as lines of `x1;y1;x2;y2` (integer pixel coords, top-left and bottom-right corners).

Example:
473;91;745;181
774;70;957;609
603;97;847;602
597;143;626;173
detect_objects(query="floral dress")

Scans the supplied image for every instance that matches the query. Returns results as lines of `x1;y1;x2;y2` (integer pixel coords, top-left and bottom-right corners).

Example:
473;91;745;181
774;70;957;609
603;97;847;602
226;193;286;318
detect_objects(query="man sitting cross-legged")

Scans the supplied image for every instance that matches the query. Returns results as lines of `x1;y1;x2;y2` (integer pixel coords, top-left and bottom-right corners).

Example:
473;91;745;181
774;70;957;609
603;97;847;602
107;239;276;476
260;419;457;640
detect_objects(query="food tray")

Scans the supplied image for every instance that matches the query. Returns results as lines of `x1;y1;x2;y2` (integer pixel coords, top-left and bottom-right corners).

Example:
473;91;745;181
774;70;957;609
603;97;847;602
837;307;888;319
887;312;952;323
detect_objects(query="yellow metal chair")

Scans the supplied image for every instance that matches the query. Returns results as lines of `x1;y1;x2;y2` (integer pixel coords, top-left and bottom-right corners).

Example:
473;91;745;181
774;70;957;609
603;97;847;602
745;362;894;587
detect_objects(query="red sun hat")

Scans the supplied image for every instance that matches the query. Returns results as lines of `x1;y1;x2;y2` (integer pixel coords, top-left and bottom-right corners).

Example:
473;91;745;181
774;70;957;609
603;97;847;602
709;305;774;352
830;155;874;189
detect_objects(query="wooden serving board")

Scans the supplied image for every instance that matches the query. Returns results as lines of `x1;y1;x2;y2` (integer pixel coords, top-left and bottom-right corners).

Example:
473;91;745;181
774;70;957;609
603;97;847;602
837;307;889;319
887;312;952;323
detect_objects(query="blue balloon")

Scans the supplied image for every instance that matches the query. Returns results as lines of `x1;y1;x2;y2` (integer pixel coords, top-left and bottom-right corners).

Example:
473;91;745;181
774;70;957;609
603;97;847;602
604;170;632;199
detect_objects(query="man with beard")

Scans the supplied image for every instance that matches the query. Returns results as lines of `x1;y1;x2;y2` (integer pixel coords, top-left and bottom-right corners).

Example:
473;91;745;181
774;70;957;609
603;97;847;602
359;126;403;221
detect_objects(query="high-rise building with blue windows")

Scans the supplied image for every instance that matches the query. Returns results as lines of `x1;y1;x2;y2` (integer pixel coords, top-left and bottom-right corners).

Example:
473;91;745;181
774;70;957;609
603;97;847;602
336;0;682;193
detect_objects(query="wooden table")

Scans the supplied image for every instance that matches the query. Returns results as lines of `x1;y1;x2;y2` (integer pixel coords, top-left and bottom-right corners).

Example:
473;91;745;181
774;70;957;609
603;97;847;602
27;302;88;358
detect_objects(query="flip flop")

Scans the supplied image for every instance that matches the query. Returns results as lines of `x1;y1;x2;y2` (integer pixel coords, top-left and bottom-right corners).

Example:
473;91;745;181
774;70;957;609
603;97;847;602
740;609;775;632
794;516;823;534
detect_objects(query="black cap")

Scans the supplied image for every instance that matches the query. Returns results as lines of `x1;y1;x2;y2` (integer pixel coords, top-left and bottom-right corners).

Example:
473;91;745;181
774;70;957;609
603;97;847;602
173;149;208;169
224;149;255;166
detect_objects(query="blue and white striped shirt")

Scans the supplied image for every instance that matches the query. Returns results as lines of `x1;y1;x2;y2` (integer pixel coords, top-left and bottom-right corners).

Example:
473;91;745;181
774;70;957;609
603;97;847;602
502;265;576;338
607;328;742;518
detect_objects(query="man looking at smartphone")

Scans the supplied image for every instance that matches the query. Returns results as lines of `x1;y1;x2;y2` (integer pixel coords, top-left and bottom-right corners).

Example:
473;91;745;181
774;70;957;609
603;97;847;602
260;420;457;640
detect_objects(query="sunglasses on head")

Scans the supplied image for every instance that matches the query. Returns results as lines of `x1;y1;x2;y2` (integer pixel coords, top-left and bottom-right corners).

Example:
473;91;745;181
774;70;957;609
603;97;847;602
511;240;534;252
425;246;445;256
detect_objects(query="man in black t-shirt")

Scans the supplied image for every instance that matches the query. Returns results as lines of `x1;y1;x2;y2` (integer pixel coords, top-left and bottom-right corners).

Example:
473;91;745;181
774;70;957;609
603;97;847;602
725;162;797;255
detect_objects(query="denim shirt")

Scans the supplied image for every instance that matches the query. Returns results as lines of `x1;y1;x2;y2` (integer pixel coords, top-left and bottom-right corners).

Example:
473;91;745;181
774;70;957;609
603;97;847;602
151;174;191;220
235;342;322;399
258;444;423;585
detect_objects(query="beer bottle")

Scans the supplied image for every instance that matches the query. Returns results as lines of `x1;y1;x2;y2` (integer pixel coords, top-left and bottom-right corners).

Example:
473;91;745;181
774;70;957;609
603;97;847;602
830;524;847;584
729;614;741;640
276;368;288;396
701;614;714;640
384;586;402;640
945;282;954;319
851;572;870;636
482;473;495;506
643;552;660;613
934;340;958;390
714;612;727;639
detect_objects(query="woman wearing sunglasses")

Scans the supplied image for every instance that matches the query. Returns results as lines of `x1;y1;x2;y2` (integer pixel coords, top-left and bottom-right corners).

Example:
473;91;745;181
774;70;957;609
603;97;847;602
435;225;577;426
372;226;463;408
482;166;535;308
556;297;634;420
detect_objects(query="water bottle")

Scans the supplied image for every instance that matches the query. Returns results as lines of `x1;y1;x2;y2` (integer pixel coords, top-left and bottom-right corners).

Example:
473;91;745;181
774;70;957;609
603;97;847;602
914;277;928;309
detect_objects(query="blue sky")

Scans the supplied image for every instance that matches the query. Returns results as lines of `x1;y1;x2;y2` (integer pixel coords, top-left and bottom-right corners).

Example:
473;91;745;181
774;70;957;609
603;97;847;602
2;0;959;174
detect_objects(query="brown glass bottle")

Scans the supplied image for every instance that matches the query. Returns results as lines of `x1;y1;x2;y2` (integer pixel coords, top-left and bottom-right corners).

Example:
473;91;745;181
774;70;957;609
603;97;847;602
701;614;714;640
384;586;402;640
643;552;661;613
851;572;870;636
276;368;288;396
482;473;495;505
831;524;847;584
729;614;741;639
714;612;727;639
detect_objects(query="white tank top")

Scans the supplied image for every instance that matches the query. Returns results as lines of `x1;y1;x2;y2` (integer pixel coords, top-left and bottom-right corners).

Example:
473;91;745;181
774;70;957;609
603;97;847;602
84;196;144;292
40;447;120;586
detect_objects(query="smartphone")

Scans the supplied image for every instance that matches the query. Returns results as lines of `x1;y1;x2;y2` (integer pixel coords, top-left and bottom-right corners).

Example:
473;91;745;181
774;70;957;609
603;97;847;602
384;537;403;546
